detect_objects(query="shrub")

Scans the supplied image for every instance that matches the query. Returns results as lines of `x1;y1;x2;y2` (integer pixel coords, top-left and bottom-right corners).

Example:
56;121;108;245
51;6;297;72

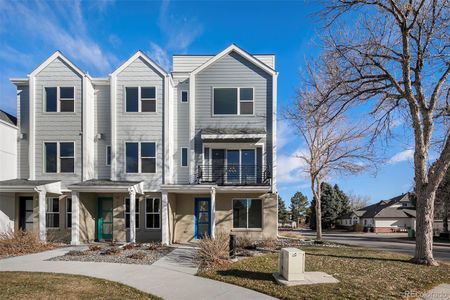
147;242;164;251
123;243;135;250
128;252;146;260
88;245;102;251
196;232;229;269
0;230;55;257
66;250;86;256
101;247;121;256
353;224;364;232
257;238;277;250
236;236;254;250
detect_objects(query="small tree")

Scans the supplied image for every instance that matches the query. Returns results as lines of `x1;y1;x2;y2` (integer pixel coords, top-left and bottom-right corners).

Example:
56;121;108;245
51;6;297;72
290;192;309;225
288;81;373;240
348;193;371;210
278;196;289;226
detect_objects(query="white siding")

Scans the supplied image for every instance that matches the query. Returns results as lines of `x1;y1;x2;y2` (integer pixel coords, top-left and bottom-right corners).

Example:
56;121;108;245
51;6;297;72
0;122;17;180
0;193;15;233
17;85;29;179
374;218;414;228
173;56;212;73
94;84;111;179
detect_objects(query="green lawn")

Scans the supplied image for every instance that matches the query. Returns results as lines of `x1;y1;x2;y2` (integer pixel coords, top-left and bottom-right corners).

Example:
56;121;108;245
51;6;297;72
199;246;450;300
0;272;159;300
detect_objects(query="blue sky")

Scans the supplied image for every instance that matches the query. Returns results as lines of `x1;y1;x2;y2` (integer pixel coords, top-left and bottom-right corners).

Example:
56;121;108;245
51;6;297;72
0;0;415;206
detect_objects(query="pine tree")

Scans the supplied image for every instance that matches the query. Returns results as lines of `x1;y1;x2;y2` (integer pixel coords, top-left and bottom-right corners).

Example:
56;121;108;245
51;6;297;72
290;192;308;225
278;196;289;225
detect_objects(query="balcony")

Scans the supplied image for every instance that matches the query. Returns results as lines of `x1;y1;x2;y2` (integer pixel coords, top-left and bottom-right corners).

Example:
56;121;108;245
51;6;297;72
195;164;271;186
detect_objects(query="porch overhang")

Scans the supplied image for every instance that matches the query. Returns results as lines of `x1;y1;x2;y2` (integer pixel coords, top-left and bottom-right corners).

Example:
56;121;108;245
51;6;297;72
200;128;266;141
0;179;62;194
68;179;144;194
161;184;271;194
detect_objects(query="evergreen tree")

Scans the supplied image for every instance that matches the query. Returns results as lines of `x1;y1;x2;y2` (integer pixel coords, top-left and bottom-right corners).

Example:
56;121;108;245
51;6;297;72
278;196;289;225
290;192;308;225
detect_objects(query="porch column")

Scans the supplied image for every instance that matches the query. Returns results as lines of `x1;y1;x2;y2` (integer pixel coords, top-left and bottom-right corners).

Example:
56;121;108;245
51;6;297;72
128;188;136;243
161;190;169;245
71;191;80;245
34;187;46;242
210;187;216;239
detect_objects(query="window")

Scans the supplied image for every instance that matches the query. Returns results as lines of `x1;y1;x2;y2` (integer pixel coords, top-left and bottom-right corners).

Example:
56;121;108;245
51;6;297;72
213;87;254;115
126;142;156;173
145;197;160;229
126;87;156;112
45;142;75;173
125;198;140;229
106;146;111;166
66;198;72;228
232;199;262;229
181;90;188;103
60;142;74;173
181;147;188;167
45;87;75;112
46;198;59;228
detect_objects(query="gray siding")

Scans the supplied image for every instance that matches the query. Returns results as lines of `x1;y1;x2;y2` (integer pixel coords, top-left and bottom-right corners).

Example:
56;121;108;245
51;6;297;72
194;51;273;166
173;79;190;184
18;85;29;179
94;85;111;179
173;56;212;73
115;57;164;190
34;57;83;185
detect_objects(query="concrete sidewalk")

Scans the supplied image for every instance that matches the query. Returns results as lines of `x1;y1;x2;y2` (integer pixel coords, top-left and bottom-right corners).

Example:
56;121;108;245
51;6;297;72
0;246;276;300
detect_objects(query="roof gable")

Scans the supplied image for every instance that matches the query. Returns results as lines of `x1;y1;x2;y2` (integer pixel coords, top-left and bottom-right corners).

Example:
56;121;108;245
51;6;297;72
30;51;85;77
111;51;167;77
191;44;276;76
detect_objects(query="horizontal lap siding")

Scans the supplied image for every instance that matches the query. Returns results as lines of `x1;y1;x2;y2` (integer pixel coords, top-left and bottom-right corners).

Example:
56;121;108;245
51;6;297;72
18;86;29;179
194;51;273;167
34;58;83;185
115;58;164;190
95;85;111;179
172;56;212;73
174;79;190;184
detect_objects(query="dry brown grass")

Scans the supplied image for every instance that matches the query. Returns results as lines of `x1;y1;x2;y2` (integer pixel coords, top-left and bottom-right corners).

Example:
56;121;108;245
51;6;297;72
236;236;254;249
88;245;103;251
196;232;230;269
0;230;56;257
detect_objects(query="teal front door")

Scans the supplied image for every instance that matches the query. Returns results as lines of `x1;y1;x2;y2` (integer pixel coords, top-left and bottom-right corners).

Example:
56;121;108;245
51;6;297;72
97;197;113;241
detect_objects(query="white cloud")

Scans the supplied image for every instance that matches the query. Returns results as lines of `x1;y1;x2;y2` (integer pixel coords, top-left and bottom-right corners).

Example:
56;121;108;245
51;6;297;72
277;148;309;184
388;149;414;164
1;0;116;74
0;45;33;67
277;120;297;150
147;42;170;72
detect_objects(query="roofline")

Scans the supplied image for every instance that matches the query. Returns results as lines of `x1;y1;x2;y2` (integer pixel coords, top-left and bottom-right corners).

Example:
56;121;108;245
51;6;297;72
0;118;18;129
173;53;275;56
190;44;277;76
30;51;86;77
111;50;168;77
10;78;29;85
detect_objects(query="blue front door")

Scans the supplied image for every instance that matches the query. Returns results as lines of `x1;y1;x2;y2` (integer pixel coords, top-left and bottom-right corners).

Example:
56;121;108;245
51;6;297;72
195;198;211;239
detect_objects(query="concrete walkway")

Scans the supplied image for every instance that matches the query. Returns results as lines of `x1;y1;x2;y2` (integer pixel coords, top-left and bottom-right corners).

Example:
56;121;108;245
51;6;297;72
0;246;276;300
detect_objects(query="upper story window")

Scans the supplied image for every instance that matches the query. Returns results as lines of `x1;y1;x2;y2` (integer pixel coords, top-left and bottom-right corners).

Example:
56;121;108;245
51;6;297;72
181;90;188;103
213;87;254;116
45;87;75;112
126;87;156;112
125;142;156;173
44;142;75;173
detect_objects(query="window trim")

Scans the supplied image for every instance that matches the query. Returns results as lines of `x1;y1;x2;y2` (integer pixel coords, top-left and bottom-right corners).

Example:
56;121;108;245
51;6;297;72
212;87;255;117
180;90;189;103
124;141;157;174
106;145;111;166
66;197;72;228
125;86;157;113
43;141;76;174
232;198;263;229
44;86;75;113
124;197;140;229
181;147;188;167
46;197;60;229
145;197;161;229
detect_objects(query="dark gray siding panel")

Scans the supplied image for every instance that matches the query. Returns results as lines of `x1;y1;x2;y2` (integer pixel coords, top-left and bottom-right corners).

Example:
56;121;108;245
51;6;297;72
18;85;29;179
95;85;111;179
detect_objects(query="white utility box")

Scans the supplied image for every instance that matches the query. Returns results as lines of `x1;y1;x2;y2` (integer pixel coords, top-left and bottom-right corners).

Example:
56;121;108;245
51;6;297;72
278;247;305;281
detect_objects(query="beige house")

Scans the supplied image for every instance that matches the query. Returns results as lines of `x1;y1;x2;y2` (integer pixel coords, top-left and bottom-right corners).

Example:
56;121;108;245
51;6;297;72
0;44;278;244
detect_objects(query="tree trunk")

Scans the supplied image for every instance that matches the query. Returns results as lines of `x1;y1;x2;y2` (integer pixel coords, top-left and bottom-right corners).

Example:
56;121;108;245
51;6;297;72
313;178;322;240
413;187;438;266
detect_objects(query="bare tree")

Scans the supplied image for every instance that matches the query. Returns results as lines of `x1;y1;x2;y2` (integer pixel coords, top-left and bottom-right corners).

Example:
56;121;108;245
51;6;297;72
288;80;374;240
348;192;371;210
314;0;449;265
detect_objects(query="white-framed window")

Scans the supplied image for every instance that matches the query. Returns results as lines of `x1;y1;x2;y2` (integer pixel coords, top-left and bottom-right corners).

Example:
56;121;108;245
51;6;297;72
181;90;188;103
44;142;75;173
145;197;160;229
213;87;254;116
125;86;156;112
46;197;60;228
66;197;72;228
232;199;262;229
181;147;188;167
125;142;156;173
45;87;75;112
125;197;140;229
106;146;111;166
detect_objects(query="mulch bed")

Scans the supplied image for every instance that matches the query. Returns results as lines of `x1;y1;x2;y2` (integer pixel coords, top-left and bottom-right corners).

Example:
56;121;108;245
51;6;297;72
49;243;173;265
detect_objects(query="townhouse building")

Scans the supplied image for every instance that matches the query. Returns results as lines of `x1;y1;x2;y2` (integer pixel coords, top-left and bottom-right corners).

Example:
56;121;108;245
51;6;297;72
0;44;278;244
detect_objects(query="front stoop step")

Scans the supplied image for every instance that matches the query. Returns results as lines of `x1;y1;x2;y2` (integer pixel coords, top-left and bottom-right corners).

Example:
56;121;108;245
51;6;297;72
273;272;339;286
